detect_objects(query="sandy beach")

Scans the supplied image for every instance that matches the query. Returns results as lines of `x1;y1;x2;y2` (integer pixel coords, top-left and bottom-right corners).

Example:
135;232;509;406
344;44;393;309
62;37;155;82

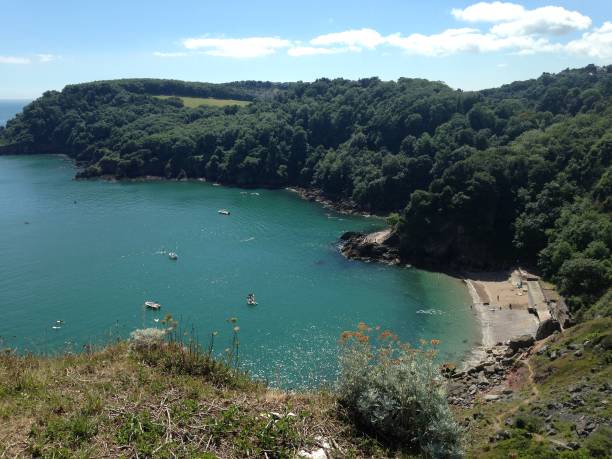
462;270;539;367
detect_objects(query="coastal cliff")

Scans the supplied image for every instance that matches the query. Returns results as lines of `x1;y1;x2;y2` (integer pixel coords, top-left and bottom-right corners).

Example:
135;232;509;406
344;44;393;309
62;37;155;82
2;68;611;319
1;319;609;457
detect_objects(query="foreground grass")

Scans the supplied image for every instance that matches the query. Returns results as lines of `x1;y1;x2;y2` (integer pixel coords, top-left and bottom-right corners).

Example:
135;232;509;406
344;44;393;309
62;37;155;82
2;318;609;457
0;342;396;458
153;95;251;108
456;318;611;458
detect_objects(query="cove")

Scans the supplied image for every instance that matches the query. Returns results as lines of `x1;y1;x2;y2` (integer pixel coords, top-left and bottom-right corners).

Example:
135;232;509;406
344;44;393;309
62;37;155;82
0;155;479;388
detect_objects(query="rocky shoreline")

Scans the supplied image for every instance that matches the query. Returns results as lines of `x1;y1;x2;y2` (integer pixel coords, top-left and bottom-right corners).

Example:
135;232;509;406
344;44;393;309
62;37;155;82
444;334;535;408
286;187;380;217
336;228;581;412
338;229;404;266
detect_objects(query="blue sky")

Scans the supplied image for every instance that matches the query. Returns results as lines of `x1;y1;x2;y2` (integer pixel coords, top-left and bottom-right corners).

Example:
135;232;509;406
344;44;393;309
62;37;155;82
1;0;611;98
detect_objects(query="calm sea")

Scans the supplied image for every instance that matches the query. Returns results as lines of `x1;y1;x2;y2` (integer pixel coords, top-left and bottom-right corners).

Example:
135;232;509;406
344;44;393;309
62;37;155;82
0;99;29;126
0;155;479;388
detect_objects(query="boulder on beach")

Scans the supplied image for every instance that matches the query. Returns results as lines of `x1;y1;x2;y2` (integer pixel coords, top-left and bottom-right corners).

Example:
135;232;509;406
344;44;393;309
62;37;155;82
508;334;535;352
536;318;562;340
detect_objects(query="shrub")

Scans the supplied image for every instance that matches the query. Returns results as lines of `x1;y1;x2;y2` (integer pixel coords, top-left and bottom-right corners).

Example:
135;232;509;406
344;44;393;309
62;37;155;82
128;328;166;351
130;318;256;389
584;426;612;457
386;212;400;227
337;324;463;458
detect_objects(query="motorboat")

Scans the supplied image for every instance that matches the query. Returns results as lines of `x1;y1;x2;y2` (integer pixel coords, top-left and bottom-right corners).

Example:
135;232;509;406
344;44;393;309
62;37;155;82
168;252;178;260
218;209;230;215
246;293;258;306
145;301;161;310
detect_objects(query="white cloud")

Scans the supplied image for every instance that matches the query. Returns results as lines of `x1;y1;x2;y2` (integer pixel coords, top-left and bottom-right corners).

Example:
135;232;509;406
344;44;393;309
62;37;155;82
182;36;291;58
0;55;30;64
287;46;343;57
37;54;59;63
452;2;525;23
386;28;559;56
566;21;612;60
384;2;593;57
153;51;188;58
310;28;386;50
167;4;603;61
491;6;591;36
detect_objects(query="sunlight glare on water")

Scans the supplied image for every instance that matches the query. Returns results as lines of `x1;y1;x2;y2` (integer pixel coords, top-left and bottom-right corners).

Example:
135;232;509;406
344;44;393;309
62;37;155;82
0;155;479;388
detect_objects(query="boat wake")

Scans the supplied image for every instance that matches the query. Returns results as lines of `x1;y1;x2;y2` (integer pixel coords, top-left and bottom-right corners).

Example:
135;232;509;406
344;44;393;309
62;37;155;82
416;308;445;315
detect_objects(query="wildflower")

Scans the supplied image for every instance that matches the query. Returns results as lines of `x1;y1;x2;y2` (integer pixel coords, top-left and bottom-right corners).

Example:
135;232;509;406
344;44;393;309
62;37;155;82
339;331;354;343
356;334;369;344
379;330;393;340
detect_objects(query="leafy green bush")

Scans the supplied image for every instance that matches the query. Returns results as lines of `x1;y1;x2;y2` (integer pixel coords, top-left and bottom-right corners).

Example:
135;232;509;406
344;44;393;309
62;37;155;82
385;212;400;227
337;324;463;458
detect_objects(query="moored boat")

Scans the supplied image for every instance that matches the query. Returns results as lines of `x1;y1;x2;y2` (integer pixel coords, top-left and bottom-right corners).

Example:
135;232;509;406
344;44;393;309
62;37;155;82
218;209;230;215
144;301;161;310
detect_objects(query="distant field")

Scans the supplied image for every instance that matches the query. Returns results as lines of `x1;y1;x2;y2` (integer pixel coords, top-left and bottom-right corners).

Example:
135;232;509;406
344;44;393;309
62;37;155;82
153;95;251;108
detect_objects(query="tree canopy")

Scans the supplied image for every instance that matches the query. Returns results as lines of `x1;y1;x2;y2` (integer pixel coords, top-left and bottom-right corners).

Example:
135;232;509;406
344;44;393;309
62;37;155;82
2;66;611;316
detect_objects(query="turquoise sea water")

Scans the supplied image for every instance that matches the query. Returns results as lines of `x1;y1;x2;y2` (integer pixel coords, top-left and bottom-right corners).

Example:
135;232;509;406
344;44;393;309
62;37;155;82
0;155;479;388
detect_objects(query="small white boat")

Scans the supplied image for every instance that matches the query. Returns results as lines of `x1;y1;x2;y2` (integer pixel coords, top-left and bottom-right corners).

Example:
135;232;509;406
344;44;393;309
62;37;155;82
145;301;161;310
218;209;230;215
168;252;178;260
246;293;258;306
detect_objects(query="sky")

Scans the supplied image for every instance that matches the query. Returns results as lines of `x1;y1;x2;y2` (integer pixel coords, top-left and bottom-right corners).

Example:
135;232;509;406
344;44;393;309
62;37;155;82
0;0;611;98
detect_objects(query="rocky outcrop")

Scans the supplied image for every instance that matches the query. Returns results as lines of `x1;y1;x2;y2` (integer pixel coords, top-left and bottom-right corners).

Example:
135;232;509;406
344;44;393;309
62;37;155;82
445;342;528;408
508;334;535;353
536;318;562;340
287;187;361;215
339;229;403;266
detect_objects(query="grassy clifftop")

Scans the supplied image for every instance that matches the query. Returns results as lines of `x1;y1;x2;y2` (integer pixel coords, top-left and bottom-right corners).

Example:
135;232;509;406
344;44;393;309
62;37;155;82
1;319;610;458
0;342;382;458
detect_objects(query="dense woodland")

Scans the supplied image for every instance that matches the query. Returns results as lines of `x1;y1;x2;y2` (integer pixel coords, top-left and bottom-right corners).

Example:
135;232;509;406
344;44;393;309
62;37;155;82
1;66;611;317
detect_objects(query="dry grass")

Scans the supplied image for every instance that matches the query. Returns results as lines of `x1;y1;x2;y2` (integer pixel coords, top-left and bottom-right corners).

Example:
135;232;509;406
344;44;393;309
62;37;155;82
153;95;251;108
0;343;392;458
